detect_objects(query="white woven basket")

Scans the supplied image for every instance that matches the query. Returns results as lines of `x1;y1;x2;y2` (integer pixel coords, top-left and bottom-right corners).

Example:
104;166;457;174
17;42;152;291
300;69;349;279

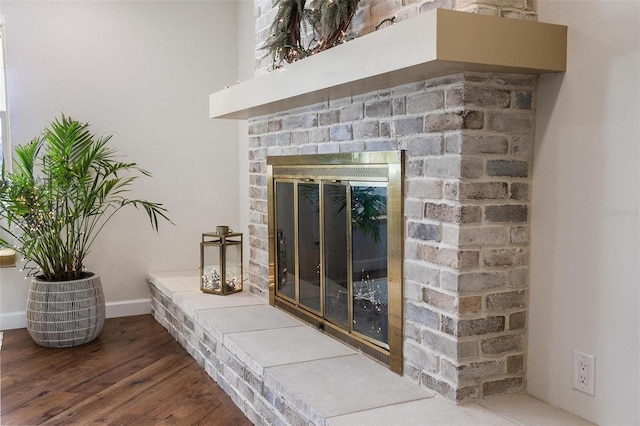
26;274;105;348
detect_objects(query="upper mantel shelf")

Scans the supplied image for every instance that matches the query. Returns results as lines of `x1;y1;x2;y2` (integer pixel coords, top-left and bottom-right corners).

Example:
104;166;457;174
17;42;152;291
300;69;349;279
209;8;567;120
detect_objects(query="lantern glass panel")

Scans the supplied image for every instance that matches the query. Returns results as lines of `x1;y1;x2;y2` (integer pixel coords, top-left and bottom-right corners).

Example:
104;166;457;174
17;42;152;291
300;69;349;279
223;242;242;292
201;242;222;293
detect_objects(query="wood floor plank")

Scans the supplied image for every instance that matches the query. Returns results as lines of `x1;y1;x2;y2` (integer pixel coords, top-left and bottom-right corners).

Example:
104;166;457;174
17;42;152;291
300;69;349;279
1;315;252;426
101;366;227;424
1;390;77;426
42;355;191;425
1;350;172;415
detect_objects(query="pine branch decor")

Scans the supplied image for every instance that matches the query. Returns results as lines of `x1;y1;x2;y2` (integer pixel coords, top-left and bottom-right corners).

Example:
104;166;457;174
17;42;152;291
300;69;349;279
263;0;360;68
308;0;359;54
263;0;310;65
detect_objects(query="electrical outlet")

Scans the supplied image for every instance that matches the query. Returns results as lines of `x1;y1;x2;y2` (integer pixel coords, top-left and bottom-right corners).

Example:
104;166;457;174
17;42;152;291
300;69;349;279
573;350;595;396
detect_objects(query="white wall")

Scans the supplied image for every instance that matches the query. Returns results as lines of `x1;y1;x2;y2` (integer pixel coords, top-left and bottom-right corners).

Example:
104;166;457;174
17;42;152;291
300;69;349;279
237;0;254;289
530;1;639;424
0;1;240;327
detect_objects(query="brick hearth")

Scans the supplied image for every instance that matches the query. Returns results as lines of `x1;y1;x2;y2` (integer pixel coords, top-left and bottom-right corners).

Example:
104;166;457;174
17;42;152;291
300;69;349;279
147;270;435;425
147;271;592;426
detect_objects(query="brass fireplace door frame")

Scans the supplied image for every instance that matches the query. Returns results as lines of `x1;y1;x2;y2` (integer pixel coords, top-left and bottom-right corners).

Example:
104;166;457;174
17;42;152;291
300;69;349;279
267;151;404;374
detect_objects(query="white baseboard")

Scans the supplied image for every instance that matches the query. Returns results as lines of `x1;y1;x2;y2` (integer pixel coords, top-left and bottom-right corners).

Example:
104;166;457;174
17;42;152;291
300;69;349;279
0;298;152;331
0;311;26;331
105;298;151;318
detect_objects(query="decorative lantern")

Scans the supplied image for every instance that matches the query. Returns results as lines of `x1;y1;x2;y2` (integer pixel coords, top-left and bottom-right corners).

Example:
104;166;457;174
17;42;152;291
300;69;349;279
200;226;243;295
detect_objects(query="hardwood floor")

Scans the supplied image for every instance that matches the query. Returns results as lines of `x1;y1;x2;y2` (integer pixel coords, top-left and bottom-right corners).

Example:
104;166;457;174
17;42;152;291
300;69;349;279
0;315;252;425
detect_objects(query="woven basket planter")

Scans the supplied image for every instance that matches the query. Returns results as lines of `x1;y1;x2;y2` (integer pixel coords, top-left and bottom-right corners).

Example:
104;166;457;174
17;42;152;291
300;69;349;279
26;274;105;348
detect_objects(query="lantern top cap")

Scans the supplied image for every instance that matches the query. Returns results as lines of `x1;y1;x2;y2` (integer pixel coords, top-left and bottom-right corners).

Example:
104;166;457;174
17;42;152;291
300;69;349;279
202;229;243;239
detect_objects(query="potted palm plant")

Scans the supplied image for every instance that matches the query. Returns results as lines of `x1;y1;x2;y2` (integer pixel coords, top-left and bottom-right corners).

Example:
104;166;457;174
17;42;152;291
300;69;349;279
0;115;171;347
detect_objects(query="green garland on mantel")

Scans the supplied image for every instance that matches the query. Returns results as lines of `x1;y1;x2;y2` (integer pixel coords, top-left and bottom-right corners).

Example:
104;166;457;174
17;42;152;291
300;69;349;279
263;0;360;67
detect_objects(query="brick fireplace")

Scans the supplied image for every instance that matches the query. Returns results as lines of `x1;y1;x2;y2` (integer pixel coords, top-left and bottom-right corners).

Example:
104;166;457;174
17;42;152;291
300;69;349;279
210;1;566;403
247;72;536;402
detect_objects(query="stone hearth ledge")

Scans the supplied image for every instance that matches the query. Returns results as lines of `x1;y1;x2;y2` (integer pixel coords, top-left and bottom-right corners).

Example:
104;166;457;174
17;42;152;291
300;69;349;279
147;270;435;425
146;271;593;426
209;8;567;120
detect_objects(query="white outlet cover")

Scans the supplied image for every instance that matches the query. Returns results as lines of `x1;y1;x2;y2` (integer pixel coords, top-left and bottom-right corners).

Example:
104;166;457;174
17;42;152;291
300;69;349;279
572;350;596;396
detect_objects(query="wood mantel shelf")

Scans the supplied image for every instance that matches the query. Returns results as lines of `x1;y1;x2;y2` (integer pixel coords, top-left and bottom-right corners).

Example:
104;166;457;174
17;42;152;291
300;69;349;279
209;8;567;120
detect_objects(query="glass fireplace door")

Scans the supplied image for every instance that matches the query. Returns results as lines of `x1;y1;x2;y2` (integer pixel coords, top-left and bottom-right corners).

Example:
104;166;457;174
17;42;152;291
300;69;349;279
274;179;389;350
275;181;295;301
323;183;349;330
350;183;388;346
268;151;403;373
297;182;321;313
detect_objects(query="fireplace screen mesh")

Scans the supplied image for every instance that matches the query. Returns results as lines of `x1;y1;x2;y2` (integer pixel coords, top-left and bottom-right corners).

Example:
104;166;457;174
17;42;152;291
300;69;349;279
268;151;403;373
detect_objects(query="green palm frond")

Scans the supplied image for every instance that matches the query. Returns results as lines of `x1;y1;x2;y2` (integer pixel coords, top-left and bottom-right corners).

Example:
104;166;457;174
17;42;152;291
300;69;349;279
329;185;386;243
